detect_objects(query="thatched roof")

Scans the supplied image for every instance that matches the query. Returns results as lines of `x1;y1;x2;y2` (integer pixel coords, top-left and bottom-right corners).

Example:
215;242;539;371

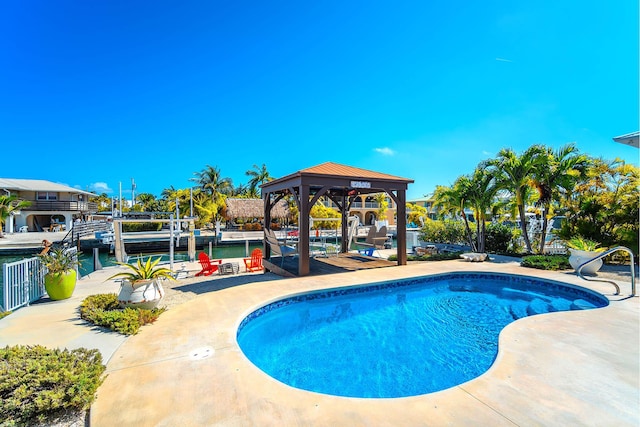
224;198;289;219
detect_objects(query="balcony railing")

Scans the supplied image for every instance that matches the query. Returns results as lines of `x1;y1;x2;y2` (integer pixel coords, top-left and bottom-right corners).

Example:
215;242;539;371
25;201;98;212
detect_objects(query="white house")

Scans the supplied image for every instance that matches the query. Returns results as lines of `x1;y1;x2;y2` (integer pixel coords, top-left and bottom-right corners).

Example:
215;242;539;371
0;179;96;233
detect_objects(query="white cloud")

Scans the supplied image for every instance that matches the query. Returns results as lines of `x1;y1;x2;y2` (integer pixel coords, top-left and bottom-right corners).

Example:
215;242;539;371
89;182;113;194
374;147;395;156
495;57;513;63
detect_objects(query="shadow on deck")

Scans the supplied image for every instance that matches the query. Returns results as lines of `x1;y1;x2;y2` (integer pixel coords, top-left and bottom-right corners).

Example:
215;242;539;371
263;253;396;277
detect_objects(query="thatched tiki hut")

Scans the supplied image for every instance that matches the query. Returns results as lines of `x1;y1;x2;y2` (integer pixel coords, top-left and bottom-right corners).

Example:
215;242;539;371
223;198;289;229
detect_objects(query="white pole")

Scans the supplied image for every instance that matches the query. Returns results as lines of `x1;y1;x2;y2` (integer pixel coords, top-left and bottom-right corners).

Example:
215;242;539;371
169;214;174;272
119;182;123;217
190;188;193;217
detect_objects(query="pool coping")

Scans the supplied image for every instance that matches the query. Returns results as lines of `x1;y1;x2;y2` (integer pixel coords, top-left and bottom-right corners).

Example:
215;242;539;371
90;260;640;426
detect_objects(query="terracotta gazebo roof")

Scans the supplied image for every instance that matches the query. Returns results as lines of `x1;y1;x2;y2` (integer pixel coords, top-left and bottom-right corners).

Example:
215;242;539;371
224;198;289;220
263;162;413;195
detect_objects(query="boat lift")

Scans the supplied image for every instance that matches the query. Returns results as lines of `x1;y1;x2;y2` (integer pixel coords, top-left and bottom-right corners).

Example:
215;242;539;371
112;215;196;272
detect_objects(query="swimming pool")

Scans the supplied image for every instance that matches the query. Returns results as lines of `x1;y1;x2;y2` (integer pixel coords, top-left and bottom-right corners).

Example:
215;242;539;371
237;273;608;398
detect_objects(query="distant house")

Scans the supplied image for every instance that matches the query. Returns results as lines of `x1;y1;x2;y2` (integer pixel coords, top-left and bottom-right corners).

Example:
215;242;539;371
0;179;96;233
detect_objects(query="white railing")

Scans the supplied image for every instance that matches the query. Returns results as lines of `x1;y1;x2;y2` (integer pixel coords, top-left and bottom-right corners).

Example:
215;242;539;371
1;247;78;312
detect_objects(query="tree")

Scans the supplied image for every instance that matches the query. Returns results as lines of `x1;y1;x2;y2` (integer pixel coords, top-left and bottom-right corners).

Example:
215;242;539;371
559;158;639;254
433;180;476;251
136;193;161;212
373;193;389;220
0;195;31;237
489;146;546;253
191;165;233;221
245;164;272;197
463;165;500;253
530;144;589;253
406;203;428;226
89;193;111;212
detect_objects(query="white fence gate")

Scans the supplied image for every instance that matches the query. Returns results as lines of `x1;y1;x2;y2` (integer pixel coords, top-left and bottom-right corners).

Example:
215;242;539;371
1;247;78;312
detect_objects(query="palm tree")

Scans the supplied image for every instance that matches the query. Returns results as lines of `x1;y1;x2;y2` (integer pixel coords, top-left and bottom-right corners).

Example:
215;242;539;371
464;164;500;253
433;180;476;250
192;165;233;197
136;193;160;212
191;166;233;221
89;193;111;212
530;144;589;253
245;164;272;197
489;146;545;253
0;195;31;238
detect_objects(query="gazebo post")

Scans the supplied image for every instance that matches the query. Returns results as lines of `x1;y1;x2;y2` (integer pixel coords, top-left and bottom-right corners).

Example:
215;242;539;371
263;194;272;259
396;190;408;265
340;195;349;253
299;184;311;276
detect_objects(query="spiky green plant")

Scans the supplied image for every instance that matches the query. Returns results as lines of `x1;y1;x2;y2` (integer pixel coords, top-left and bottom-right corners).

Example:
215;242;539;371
107;256;175;283
565;236;607;252
38;247;80;274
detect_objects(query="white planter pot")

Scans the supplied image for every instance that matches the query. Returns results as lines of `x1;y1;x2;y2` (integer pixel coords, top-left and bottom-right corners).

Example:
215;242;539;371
569;249;603;275
118;279;165;309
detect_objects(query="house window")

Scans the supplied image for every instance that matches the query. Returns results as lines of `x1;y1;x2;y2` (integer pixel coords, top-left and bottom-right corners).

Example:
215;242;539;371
36;192;58;201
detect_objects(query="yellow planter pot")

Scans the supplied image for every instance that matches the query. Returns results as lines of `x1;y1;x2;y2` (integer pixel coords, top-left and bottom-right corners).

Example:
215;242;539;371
44;270;77;300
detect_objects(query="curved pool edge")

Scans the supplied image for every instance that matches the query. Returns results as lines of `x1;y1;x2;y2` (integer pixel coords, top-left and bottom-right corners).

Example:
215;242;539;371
90;261;640;427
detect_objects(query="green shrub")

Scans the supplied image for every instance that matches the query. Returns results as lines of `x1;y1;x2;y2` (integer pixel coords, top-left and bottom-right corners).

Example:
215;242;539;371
122;222;162;232
521;254;571;271
419;220;468;245
485;223;514;253
0;345;106;426
80;293;166;335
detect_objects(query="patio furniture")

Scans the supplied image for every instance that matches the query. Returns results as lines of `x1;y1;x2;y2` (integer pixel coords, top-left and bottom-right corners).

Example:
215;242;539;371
265;229;298;267
220;262;240;275
195;252;222;276
243;248;264;272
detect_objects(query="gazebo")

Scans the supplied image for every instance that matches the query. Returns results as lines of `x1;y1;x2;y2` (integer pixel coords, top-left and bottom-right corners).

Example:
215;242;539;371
261;162;414;276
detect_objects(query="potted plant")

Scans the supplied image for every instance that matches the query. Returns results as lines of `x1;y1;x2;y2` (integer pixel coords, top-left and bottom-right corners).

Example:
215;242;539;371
39;247;80;300
107;256;174;309
565;236;607;275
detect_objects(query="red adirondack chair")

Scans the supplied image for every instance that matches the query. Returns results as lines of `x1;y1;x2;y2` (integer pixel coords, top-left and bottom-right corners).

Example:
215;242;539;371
243;248;263;272
196;252;222;276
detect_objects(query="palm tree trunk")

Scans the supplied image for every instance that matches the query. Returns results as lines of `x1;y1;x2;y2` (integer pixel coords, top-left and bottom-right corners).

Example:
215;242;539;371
479;218;486;253
538;206;549;254
518;204;533;253
462;213;476;252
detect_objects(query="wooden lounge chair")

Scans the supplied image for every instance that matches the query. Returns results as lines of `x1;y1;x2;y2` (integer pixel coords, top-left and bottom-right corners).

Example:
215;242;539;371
243;248;264;272
355;225;388;256
264;229;298;267
195;252;222;276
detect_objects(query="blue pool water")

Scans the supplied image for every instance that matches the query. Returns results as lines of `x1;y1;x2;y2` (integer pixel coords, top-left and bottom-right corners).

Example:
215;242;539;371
237;273;608;398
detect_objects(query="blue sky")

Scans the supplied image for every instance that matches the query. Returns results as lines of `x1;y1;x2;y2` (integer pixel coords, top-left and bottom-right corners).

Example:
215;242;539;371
1;1;638;200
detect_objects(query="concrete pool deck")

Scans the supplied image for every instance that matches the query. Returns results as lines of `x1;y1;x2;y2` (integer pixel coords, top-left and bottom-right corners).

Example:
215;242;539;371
1;257;638;426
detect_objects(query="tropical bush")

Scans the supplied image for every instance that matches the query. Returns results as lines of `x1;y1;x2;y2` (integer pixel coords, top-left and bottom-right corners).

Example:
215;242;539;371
122;222;162;232
80;293;166;335
521;254;571;270
0;345;106;426
484;222;514;253
419;220;467;245
565;236;606;252
558;158;639;255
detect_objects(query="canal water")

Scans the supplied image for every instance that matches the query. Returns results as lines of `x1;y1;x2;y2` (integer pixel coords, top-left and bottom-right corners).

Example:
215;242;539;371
0;243;263;280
